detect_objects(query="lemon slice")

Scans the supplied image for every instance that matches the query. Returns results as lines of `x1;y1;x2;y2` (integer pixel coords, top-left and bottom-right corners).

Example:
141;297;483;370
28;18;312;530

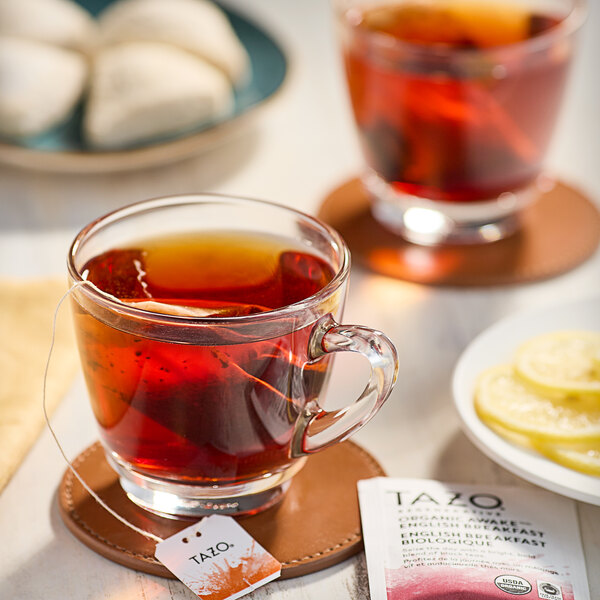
484;418;600;477
482;419;537;450
514;331;600;398
593;351;600;379
475;364;600;443
535;443;600;477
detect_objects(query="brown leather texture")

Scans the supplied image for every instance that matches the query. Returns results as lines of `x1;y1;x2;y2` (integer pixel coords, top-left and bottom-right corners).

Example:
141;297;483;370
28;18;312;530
318;178;600;285
58;440;385;579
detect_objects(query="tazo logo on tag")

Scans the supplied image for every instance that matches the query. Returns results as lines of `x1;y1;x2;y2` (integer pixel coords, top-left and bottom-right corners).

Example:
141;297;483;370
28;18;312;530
188;541;233;564
155;515;281;600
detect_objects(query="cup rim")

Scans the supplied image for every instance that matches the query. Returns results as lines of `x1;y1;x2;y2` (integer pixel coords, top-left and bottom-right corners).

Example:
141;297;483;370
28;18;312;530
67;193;351;326
338;0;587;59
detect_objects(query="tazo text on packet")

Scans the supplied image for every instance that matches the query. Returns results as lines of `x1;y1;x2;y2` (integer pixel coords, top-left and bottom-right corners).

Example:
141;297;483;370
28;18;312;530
358;478;589;600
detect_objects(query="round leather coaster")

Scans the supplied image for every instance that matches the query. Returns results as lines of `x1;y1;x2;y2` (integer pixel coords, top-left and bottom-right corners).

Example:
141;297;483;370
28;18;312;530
317;178;600;285
58;440;384;579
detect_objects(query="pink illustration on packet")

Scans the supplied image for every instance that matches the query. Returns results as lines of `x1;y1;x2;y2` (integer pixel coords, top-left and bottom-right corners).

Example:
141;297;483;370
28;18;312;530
385;566;573;600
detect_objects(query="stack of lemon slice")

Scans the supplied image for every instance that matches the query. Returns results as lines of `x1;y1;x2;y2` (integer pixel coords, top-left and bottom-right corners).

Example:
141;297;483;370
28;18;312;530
475;331;600;476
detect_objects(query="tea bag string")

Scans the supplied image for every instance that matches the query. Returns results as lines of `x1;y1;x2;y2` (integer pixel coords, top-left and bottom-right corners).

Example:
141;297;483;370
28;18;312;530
43;280;165;545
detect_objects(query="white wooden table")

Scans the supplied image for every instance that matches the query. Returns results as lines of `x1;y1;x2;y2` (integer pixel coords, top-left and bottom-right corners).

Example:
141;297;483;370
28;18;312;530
1;1;599;598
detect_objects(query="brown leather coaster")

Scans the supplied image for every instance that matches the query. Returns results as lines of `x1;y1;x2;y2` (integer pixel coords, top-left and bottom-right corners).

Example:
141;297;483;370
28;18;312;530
58;440;384;579
317;178;600;285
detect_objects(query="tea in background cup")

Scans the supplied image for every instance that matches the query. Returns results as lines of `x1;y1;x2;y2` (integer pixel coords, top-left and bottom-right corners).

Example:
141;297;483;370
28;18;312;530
337;0;586;244
68;195;398;517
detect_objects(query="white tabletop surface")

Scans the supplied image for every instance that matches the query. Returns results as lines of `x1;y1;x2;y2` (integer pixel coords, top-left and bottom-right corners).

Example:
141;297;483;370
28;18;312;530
1;1;599;598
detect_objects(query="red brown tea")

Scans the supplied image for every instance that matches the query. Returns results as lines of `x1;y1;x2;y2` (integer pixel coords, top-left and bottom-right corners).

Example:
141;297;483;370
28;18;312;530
74;232;336;484
343;1;569;202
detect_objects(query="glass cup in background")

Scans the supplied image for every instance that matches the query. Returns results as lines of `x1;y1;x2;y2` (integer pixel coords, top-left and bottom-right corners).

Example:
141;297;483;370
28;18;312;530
67;195;398;518
337;0;586;245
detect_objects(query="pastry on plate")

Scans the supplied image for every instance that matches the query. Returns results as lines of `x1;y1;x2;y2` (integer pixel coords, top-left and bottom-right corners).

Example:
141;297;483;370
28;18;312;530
0;37;88;138
98;0;250;85
0;0;97;53
84;41;234;149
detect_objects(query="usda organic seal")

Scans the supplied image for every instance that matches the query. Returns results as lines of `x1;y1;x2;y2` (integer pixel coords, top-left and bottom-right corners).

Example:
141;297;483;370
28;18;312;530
494;575;532;595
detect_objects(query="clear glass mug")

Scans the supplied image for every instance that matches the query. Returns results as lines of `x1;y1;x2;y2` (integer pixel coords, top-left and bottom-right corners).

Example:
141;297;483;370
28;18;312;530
337;0;586;245
67;195;398;517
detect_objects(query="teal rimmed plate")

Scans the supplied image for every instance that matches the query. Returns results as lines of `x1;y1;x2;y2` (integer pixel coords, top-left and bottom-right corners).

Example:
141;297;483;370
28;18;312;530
0;2;287;172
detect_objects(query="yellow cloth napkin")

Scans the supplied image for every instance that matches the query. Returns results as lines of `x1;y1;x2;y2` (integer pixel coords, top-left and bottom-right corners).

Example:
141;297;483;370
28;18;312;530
0;278;79;493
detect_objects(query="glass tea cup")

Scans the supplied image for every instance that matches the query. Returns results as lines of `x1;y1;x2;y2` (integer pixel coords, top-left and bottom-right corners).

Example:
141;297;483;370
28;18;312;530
67;195;398;518
337;0;586;245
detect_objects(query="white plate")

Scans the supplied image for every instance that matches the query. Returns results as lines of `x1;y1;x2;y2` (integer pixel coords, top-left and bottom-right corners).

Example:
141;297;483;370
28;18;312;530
0;3;288;173
452;295;600;505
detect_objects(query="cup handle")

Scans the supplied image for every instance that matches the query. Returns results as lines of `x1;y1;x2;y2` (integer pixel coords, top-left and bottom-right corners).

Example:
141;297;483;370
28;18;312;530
291;314;399;457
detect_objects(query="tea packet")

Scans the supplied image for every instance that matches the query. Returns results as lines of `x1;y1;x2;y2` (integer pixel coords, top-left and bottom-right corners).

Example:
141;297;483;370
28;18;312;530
358;478;590;600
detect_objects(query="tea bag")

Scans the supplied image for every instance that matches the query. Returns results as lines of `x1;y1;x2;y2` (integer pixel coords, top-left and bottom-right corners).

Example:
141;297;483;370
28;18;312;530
81;247;271;317
80;249;149;298
124;300;267;318
278;251;334;307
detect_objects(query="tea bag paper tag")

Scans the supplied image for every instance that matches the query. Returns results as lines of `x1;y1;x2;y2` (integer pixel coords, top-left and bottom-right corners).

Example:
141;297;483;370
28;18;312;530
155;515;282;599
